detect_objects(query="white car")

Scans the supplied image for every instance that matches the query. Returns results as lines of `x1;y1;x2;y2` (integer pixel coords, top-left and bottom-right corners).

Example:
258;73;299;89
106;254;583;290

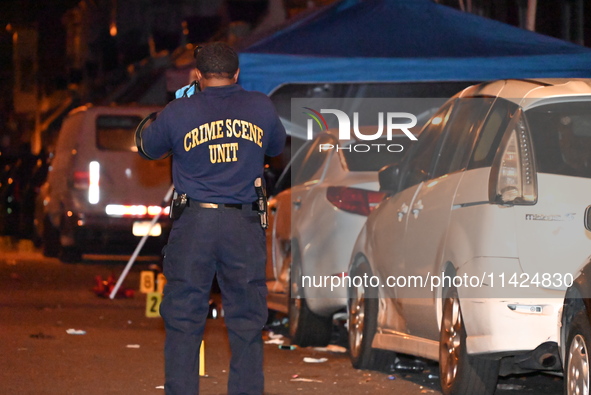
266;128;413;346
347;79;591;395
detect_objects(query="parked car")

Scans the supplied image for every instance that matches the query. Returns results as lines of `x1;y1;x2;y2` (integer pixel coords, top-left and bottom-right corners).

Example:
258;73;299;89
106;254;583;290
266;127;415;346
347;79;591;395
561;254;591;394
36;104;172;262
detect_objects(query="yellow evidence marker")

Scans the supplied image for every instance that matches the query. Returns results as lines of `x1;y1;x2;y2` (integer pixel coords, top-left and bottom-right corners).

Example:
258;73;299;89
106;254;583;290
200;340;205;376
145;292;162;317
140;271;155;293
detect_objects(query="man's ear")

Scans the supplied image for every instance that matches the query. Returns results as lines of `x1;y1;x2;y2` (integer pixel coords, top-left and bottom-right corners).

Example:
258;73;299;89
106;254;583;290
195;69;203;81
233;68;240;83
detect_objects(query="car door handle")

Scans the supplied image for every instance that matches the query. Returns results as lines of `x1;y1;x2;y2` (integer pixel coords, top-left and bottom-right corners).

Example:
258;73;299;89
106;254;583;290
411;199;423;218
397;203;409;222
293;199;302;209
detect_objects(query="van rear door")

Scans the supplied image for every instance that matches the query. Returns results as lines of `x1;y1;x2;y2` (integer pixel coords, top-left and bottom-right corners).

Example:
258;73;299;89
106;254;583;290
76;107;171;219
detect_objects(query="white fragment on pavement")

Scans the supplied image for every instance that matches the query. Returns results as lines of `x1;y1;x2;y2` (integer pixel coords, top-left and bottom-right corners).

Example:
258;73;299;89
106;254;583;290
303;357;328;363
126;344;141;348
267;332;283;340
156;385;164;389
312;344;347;353
264;338;284;345
291;378;323;383
66;329;86;335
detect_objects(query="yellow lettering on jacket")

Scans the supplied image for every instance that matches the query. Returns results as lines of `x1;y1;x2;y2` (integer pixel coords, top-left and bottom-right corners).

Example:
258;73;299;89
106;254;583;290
209;143;239;163
184;119;264;153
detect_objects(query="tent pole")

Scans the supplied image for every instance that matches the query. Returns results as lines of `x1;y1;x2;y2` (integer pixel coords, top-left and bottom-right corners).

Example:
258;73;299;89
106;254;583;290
526;0;536;31
574;0;584;45
561;1;571;42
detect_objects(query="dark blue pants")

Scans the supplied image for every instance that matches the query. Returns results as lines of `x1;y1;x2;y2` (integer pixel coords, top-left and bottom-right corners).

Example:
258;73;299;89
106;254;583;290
160;203;268;395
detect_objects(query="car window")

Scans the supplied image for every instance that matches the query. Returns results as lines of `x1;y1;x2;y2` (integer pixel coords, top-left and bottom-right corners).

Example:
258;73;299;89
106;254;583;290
468;98;519;170
272;140;312;194
525;100;591;178
341;138;414;171
96;115;143;151
400;102;452;189
293;134;335;185
432;97;494;178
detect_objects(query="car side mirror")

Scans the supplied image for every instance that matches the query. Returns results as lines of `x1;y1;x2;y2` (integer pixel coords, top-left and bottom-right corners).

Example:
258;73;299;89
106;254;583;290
378;163;401;194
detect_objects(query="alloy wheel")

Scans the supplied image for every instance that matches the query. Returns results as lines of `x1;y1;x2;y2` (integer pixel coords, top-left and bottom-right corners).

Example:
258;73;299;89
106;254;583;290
567;333;590;395
440;295;462;388
349;284;366;360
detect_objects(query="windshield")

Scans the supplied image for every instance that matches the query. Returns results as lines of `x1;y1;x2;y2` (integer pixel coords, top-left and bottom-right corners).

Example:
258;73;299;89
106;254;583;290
525;100;591;179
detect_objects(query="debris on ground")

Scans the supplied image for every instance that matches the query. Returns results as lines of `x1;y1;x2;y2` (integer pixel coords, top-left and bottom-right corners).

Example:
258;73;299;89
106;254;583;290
312;344;347;353
278;344;296;350
303;357;328;363
265;338;284;345
420;389;435;393
387;356;427;373
66;328;86;335
93;274;134;299
29;332;54;339
290;377;323;383
268;331;284;340
126;344;140;348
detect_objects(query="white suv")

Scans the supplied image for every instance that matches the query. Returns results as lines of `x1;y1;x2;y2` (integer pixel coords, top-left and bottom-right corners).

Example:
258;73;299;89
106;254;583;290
347;79;591;395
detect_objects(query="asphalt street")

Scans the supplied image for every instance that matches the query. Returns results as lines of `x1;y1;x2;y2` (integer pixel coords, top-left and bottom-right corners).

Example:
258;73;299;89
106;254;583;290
0;240;564;395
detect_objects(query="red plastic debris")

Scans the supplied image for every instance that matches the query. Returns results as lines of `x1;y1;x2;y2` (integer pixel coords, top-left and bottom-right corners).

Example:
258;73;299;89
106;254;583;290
93;274;135;299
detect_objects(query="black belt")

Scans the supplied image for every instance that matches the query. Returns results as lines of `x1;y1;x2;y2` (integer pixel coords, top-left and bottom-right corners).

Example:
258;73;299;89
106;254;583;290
190;200;257;210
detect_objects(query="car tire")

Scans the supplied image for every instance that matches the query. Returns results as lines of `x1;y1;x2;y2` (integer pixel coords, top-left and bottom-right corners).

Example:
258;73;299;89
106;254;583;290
41;215;60;258
348;263;381;369
439;288;499;395
288;249;332;347
564;310;591;395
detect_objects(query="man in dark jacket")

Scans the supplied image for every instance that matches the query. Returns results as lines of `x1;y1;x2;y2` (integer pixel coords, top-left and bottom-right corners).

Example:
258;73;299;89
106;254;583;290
139;41;286;395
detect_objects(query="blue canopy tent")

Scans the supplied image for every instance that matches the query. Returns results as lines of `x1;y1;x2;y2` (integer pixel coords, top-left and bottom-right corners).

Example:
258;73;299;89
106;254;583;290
237;0;591;95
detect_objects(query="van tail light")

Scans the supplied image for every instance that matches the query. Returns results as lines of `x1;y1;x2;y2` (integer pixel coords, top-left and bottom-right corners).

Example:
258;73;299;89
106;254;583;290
88;161;100;204
489;109;537;205
326;186;386;216
73;171;89;189
74;162;100;204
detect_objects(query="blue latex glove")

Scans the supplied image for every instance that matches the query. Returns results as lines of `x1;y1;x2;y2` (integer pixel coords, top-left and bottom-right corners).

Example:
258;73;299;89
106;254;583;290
175;82;197;99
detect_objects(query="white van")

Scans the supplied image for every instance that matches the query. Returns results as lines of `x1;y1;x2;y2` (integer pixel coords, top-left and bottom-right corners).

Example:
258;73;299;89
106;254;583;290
37;104;171;262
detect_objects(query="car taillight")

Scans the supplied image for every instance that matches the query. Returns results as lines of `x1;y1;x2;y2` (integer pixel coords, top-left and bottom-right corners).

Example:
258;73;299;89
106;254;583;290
489;109;537;205
326;186;386;216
